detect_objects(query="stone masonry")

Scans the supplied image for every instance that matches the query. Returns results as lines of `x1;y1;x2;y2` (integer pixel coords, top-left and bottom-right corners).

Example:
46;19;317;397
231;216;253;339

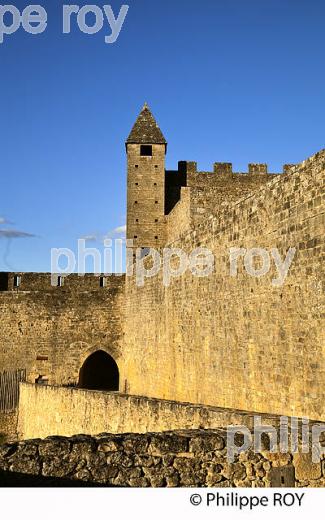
1;429;325;487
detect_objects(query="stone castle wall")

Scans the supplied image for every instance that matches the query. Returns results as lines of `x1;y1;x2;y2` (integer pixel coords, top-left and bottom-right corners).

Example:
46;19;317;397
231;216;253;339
124;150;325;420
1;429;324;487
0;275;125;386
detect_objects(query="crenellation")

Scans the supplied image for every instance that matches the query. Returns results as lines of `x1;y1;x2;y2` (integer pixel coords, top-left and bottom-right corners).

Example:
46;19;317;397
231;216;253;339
283;164;296;173
213;162;233;174
178;161;197;174
248;163;268;175
0;272;125;292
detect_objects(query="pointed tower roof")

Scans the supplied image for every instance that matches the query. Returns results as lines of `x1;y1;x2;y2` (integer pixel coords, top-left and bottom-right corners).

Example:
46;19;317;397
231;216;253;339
126;103;167;146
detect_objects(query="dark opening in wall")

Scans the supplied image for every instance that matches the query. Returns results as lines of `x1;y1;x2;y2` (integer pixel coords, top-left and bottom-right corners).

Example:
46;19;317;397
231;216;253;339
140;145;152;157
99;276;106;288
135;182;139;186
270;466;295;487
35;375;48;385
78;350;119;391
0;272;9;291
155;219;158;222
136;219;139;222
155;201;158;204
13;275;21;288
135;165;139;168
57;276;63;287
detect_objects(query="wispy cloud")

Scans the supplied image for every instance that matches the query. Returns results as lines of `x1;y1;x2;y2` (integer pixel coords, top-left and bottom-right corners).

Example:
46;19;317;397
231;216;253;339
80;224;126;243
104;225;126;240
0;216;37;268
0;229;36;239
113;225;126;234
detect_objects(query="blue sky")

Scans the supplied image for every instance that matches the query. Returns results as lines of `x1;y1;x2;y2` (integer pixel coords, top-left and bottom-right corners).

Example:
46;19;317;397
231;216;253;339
0;0;324;272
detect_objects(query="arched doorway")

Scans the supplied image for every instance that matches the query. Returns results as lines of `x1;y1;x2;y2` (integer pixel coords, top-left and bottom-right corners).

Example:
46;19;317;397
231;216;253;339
78;350;119;391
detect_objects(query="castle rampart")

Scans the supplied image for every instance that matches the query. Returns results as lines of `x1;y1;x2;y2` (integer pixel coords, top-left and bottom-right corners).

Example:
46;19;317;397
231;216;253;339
164;160;295;236
0;275;125;388
124;149;325;419
0;272;125;292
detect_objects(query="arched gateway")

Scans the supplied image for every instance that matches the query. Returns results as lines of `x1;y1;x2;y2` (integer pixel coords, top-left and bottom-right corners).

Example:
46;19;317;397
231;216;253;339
78;350;119;391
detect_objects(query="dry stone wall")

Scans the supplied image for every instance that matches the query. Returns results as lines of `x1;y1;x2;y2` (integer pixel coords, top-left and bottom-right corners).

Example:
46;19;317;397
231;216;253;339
0;429;324;487
0;412;17;442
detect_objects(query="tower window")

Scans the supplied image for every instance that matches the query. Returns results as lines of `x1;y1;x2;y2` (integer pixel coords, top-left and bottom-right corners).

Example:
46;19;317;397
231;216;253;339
134;201;138;204
155;201;158;204
155;236;158;240
154;183;157;186
57;276;63;287
155;165;158;169
140;145;152;157
155;219;158;222
100;276;106;288
135;182;139;186
134;235;138;239
136;219;139;222
135;165;139;168
14;275;21;288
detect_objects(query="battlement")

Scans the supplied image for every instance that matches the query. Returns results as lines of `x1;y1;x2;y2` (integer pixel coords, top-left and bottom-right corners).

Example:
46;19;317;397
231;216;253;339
164;158;294;234
0;272;125;293
177;160;295;175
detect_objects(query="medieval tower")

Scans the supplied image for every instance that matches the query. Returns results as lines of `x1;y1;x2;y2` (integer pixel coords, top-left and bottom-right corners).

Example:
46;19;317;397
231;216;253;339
126;103;167;252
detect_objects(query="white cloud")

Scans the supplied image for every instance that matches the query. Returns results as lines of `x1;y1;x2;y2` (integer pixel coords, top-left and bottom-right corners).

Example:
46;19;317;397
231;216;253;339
80;224;126;243
104;224;126;239
113;225;126;234
79;234;99;243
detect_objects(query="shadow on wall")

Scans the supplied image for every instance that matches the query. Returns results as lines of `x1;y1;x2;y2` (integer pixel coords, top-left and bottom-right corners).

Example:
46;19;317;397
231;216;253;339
0;470;112;487
78;350;119;391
